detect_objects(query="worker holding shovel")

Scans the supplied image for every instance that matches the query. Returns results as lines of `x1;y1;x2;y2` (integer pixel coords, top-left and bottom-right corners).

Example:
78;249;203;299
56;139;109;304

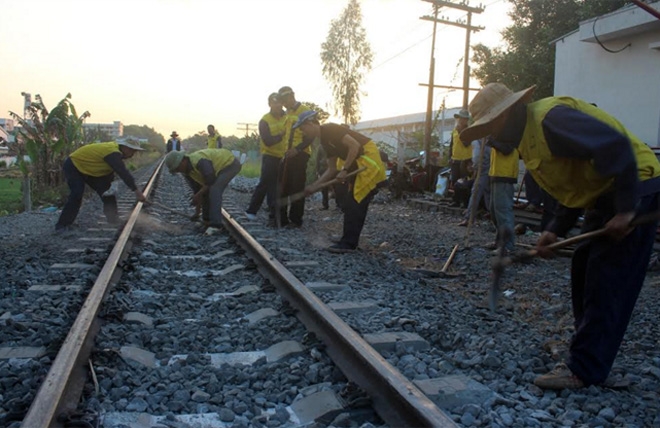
294;111;387;253
461;83;660;390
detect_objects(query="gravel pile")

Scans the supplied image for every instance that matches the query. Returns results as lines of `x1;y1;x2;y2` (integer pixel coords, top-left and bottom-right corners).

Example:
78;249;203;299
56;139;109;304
2;169;659;427
228;176;660;428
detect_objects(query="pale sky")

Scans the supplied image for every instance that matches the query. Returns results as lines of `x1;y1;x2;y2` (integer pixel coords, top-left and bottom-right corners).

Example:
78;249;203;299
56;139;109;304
0;0;511;140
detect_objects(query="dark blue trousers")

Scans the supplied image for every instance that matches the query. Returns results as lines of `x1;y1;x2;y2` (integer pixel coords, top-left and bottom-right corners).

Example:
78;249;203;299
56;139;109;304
56;157;117;229
339;188;377;249
247;154;281;219
567;191;659;385
278;153;309;226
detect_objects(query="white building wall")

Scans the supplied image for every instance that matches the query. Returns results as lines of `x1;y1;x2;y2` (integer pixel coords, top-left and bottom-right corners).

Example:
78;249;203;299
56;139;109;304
554;6;660;146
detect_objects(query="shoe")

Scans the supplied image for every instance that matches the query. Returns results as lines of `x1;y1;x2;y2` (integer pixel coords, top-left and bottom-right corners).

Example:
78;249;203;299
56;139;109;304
321;205;329;210
534;363;585;390
327;243;356;254
457;220;468;227
285;222;302;229
245;212;257;221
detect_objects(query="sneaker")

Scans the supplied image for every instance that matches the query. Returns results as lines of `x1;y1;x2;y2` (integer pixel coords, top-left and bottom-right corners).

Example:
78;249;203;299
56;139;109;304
245;212;257;221
327;243;356;254
534;363;585;390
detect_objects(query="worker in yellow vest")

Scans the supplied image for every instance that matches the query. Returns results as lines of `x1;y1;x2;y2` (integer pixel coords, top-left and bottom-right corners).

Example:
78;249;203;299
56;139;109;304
449;109;474;201
245;92;287;224
294;110;387;253
165;148;241;229
461;82;660;390
486;137;519;252
55;140;146;232
277;86;313;228
207;124;222;149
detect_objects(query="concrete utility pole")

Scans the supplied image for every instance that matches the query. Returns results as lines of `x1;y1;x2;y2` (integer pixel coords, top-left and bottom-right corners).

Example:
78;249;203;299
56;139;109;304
237;123;258;138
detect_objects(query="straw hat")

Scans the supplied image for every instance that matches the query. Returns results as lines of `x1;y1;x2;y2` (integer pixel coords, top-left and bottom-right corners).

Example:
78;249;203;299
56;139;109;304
170;131;179;138
460;83;536;143
118;139;144;151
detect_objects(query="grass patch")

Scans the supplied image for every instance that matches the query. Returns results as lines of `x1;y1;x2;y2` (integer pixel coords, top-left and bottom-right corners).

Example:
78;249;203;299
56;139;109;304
0;177;24;214
239;159;261;178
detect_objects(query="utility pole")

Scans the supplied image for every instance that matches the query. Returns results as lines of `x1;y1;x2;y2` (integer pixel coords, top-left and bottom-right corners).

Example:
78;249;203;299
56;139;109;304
237;123;257;138
420;0;485;109
421;2;439;169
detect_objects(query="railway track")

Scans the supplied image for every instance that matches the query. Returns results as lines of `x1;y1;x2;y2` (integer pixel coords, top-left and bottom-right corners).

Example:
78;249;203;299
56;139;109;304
3;162;659;427
5;159;457;427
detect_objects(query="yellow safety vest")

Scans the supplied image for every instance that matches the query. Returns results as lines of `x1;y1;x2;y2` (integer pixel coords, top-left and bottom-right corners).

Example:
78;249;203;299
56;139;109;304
489;147;519;179
283;104;312;155
260;112;287;158
518;97;660;208
352;141;387;203
70;142;121;177
187;149;236;185
451;129;472;161
207;133;222;149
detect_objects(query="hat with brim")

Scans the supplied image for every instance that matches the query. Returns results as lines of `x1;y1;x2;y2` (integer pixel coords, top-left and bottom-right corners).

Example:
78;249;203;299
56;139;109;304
165;151;186;174
453;109;470;119
460;83;536;143
170;131;178;137
118;139;144;151
292;110;318;129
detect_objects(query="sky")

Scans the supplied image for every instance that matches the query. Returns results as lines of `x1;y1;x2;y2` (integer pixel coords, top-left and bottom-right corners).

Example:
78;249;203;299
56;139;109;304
0;0;512;140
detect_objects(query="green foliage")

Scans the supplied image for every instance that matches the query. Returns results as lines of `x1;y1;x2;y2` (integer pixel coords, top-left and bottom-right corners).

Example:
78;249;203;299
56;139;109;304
471;0;628;98
123;124;166;154
320;0;373;125
9;93;90;192
0;178;22;213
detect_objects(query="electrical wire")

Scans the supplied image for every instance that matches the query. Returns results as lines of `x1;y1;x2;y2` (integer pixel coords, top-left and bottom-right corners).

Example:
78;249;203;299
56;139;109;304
592;15;631;53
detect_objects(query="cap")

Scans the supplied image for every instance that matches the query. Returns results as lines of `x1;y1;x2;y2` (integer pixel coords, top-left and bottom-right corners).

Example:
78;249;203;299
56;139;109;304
292;110;318;129
268;92;280;103
278;86;294;97
118;139;144;151
165;151;186;174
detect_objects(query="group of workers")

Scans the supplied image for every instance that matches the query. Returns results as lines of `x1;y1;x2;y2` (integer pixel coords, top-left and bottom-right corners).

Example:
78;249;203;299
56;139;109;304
244;86;387;253
53;81;659;394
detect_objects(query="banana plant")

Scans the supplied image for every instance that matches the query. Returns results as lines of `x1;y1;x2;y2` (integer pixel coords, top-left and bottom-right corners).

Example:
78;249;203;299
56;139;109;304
9;93;90;192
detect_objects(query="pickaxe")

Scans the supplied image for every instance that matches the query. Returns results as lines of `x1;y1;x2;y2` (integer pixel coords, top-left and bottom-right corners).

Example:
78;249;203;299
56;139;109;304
278;167;366;205
489;210;660;311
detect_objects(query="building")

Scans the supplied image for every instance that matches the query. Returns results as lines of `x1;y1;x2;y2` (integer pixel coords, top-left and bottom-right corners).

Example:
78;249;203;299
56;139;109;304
553;1;660;146
352;107;463;154
82;121;123;140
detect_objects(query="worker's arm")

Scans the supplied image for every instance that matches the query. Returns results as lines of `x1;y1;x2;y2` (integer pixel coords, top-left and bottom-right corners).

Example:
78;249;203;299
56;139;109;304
103;152;145;201
258;119;284;147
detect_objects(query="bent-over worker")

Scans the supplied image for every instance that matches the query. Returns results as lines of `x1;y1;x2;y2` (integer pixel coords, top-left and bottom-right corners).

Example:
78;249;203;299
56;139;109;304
165;149;241;229
294;111;386;253
55;140;146;231
461;82;660;390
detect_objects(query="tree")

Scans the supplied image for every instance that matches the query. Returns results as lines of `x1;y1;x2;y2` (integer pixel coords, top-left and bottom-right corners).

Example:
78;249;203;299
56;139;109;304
471;0;627;98
9;93;89;200
123;124;165;153
320;0;373;125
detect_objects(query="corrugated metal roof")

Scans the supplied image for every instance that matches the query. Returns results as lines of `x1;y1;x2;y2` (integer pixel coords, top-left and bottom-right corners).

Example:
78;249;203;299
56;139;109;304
353;107;463;130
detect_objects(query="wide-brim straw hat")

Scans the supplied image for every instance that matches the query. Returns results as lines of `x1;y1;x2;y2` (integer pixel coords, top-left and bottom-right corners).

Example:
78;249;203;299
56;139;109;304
118;139;144;151
460;83;536;143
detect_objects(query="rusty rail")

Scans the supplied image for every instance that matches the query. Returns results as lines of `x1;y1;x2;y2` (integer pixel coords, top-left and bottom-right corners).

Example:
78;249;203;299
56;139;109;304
21;159;165;428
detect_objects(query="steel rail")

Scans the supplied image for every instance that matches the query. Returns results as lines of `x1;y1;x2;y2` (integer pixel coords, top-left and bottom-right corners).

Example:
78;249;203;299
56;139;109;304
21;159;165;428
221;210;458;427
